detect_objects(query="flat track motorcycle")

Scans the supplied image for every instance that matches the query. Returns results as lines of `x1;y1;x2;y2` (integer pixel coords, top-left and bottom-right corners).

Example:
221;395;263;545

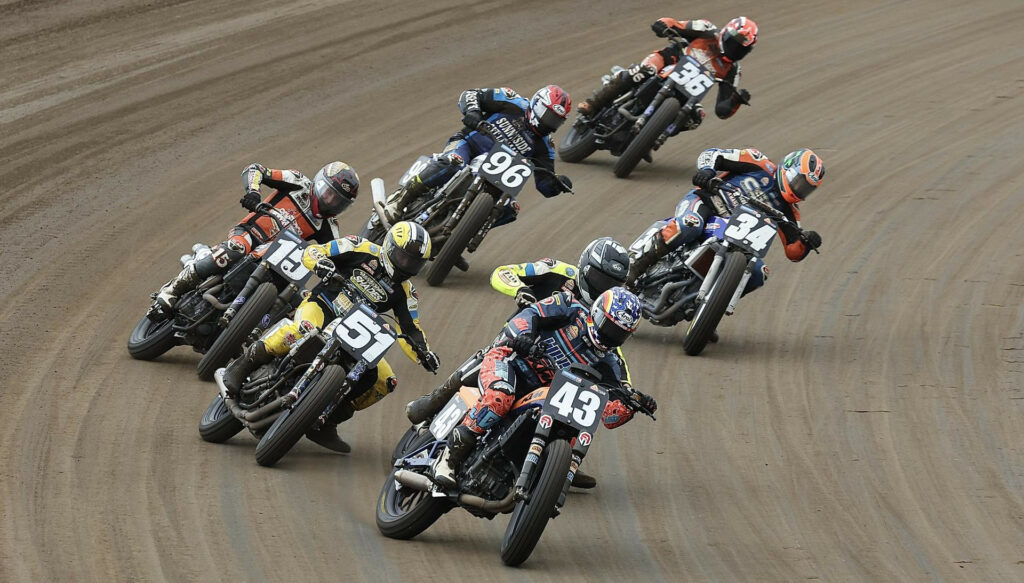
376;360;654;566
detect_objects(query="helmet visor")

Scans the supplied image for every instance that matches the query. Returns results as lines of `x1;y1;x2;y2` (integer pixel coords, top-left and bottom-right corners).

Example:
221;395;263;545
316;184;354;217
722;36;753;61
583;266;626;299
533;103;566;134
390;245;427;278
786;171;817;201
591;310;632;348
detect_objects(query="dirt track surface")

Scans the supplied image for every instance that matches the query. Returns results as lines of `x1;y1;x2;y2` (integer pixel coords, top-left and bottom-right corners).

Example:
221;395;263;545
2;0;1023;580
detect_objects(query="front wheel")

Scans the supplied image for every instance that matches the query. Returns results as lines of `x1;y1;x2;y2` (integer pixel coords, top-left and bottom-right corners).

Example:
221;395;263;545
196;282;277;381
613;97;681;179
254;364;346;467
376;431;452;539
499;439;572;566
557;123;599;163
127;314;176;360
425;192;494;286
682;250;746;356
198;395;244;443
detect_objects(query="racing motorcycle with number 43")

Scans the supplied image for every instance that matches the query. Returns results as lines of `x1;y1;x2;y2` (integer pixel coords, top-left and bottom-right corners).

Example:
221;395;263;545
127;203;314;371
199;275;432;467
359;121;572;286
631;179;816;356
376;361;654;566
558;32;748;178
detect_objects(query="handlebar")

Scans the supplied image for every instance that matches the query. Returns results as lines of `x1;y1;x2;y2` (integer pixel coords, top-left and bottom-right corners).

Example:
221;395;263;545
474;120;574;195
711;179;819;254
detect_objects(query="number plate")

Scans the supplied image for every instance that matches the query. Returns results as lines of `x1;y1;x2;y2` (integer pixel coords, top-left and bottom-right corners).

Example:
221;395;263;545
399;155;432;188
667;56;715;99
430;394;471;439
723;205;777;258
540;370;608;433
263;230;313;286
478;143;533;197
331;302;397;366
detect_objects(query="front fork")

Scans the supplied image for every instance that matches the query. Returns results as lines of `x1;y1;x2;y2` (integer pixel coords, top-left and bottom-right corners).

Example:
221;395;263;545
725;258;756;316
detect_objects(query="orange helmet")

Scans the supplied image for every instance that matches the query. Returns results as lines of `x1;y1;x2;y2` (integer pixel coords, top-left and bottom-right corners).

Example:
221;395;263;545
776;149;825;204
718;17;758;62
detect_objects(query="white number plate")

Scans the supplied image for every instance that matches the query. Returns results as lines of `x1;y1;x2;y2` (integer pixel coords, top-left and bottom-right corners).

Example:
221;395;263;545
430;394;472;439
332;303;397;365
264;231;313;286
723;206;777;257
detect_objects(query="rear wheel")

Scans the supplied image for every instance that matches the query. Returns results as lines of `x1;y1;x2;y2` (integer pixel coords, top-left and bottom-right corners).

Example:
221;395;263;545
682;250;746;356
196;282;277;381
499;439;572;566
613;97;680;179
254;364;346;467
376;431;451;539
425;192;494;286
127;314;176;360
198;395;244;443
557;123;598;163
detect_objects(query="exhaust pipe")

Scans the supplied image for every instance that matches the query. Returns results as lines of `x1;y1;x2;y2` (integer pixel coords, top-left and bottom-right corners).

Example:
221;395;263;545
393;469;434;492
371;178;392;230
459;490;516;513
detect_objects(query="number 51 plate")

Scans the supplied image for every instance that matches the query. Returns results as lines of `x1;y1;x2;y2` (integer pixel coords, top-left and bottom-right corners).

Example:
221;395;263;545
332;302;397;366
478;143;533;197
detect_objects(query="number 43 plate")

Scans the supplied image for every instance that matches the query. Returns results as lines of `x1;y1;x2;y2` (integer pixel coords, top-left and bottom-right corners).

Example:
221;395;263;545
541;370;608;433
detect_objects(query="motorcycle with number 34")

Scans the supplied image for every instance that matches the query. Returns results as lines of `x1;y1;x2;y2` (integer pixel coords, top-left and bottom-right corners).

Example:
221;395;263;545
376;359;654;566
558;32;749;179
631;179;817;356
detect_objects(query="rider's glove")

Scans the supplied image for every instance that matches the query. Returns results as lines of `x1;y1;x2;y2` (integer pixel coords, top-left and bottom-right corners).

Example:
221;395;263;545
632;390;658;414
421;350;441;373
555;174;573;193
313;258;336;279
692;168;718;191
627;63;657;83
514;288;538;308
800;230;822;251
240;190;262;212
651;20;670;37
735;88;752;105
461;108;483;130
510;332;538;358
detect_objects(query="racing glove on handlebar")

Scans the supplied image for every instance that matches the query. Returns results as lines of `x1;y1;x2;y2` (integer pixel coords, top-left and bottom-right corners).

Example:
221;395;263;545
461;109;483;130
651;20;670;37
800;230;822;251
313;258;336;279
735;89;751;106
633;390;658;414
510;333;538;358
421;350;441;373
240;191;262;212
555;174;573;193
692;168;717;191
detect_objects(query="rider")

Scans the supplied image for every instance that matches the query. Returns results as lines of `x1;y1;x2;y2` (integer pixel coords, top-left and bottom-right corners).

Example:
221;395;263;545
431;287;658;489
576;17;758;130
154;161;359;311
405;237;632;488
382;85;574;224
626;147;825;290
221;221;441;453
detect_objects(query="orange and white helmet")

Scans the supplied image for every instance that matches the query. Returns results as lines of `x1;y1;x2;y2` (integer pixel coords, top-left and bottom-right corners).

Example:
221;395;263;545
718;17;758;62
776;149;825;204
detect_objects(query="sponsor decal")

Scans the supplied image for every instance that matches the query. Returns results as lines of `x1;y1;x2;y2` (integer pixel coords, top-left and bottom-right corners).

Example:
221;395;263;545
552;104;565;116
761;264;770;281
528;442;543;457
761;176;771;187
567;325;580;340
578;432;592;446
539;414;553;429
502;87;517;98
350;269;387;303
367;259;378;271
233;295;246;305
682;214;701;227
497;269;519;286
260;314;271;327
494;116;531;155
298;319;316;335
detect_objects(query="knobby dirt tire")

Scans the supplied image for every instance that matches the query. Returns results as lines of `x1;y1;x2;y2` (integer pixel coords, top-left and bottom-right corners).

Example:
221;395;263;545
613;97;680;179
557;123;599;163
127;314;176;361
425;192;494;287
682;250;746;356
499;439;573;566
196;282;277;381
198;395;244;443
254;364;346;467
376;431;451;539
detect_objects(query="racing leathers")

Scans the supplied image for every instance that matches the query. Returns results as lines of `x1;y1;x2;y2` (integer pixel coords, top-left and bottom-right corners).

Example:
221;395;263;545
431;292;654;486
626;148;818;292
579;18;749;124
154;163;340;310
383;87;568;224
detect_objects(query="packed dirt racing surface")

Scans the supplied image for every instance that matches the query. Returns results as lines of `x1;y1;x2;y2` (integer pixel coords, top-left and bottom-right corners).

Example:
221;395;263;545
2;0;1023;580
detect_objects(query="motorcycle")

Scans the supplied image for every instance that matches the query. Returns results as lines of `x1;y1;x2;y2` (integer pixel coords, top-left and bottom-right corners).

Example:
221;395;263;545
630;180;814;355
127;203;315;370
376;359;654;566
558;32;748;178
199;275;431;467
358;121;572;287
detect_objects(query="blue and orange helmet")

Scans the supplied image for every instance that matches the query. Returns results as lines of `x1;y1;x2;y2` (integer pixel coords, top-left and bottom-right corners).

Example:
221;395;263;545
586;287;642;351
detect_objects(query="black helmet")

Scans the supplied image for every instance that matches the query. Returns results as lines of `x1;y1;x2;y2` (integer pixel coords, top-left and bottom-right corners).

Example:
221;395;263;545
576;237;629;306
312;161;359;219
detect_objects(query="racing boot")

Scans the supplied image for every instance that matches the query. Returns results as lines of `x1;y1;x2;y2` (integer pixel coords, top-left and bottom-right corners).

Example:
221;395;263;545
406;371;462;425
577;69;634;117
571;470;597;489
155;263;199;310
625;235;668;291
432;425;477;489
306;402;353;453
382;179;428;224
221;342;272;396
